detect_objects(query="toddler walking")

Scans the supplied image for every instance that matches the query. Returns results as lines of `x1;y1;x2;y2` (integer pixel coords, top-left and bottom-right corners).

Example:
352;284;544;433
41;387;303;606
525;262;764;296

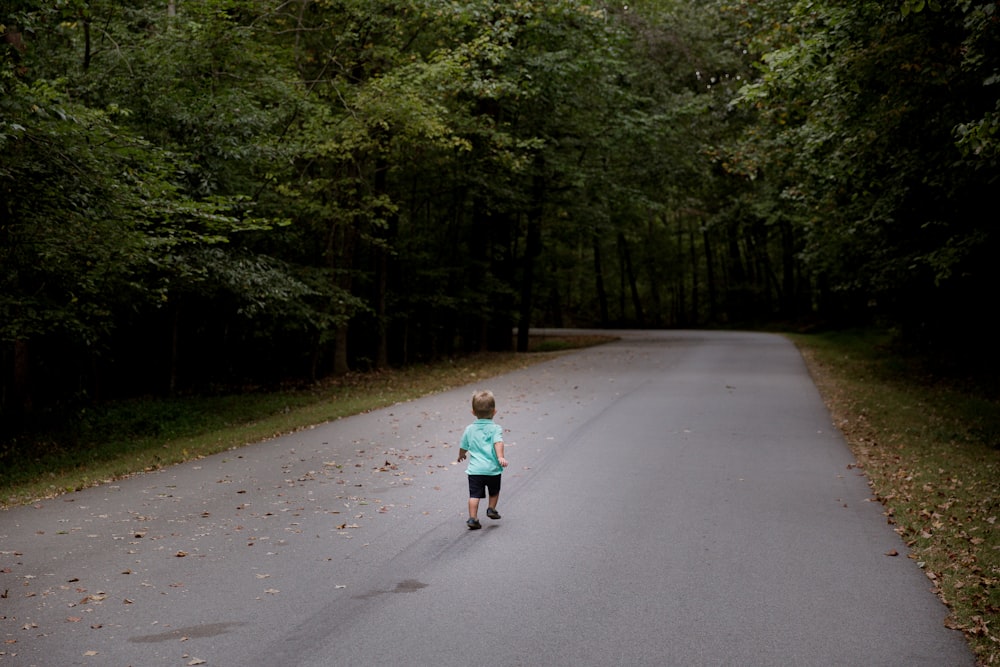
457;390;508;529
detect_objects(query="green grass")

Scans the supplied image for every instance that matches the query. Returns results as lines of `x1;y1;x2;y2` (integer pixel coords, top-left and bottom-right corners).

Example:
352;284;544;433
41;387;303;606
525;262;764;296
791;329;1000;665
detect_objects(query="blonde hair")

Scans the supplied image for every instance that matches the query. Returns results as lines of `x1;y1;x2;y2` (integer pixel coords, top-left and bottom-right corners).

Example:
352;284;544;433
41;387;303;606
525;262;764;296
471;390;496;418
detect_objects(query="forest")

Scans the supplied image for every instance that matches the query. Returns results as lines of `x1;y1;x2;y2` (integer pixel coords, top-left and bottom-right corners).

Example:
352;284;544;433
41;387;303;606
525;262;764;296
2;0;998;425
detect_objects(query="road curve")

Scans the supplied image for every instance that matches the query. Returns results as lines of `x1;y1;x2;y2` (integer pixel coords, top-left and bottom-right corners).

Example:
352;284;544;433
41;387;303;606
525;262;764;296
0;331;973;666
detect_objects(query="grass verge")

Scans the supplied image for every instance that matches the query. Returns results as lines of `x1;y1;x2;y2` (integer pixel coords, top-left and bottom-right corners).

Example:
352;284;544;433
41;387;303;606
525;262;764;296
0;335;616;509
791;329;1000;665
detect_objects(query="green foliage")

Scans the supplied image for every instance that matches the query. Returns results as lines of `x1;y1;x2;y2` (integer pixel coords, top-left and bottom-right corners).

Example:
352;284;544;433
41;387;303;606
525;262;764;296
728;0;999;353
953;2;1000;163
3;0;998;420
1;77;157;345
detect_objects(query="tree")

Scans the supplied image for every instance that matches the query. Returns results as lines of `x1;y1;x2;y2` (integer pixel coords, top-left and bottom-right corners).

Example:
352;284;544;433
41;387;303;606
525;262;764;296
1;0;310;415
729;0;1000;360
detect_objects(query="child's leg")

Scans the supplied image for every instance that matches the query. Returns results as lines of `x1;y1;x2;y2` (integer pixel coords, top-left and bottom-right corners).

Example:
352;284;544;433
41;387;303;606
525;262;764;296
487;476;502;510
468;497;480;519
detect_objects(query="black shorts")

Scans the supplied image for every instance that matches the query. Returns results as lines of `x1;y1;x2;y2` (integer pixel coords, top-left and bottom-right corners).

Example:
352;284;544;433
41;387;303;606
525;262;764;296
467;474;502;499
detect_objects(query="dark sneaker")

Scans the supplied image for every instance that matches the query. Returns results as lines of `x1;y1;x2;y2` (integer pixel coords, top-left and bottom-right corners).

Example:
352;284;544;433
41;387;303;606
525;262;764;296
466;518;481;530
486;508;501;520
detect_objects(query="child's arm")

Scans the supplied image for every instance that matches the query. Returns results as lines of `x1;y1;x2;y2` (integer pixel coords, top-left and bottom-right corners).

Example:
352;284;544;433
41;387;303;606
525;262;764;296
494;440;508;468
457;448;467;463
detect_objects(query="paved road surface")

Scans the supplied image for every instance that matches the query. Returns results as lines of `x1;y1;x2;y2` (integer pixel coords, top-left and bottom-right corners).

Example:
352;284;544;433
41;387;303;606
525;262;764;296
0;331;974;666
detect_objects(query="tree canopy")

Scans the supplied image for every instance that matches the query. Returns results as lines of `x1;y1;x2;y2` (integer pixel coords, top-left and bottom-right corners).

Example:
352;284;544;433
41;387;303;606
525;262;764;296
2;0;997;421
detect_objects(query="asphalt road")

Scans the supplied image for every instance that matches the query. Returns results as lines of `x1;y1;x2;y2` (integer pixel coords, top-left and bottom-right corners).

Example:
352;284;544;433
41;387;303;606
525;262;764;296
0;331;974;666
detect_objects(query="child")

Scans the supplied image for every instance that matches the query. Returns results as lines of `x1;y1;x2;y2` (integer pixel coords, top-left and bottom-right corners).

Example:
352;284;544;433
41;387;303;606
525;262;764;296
457;389;509;529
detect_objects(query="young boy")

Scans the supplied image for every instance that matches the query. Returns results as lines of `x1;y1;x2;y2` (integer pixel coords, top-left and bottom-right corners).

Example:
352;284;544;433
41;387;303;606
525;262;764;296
457;390;508;530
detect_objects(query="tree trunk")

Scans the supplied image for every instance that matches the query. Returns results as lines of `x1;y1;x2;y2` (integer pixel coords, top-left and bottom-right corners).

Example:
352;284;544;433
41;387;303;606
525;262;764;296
471;194;491;352
373;156;394;368
518;164;545;352
703;225;718;323
618;231;645;327
82;15;91;70
780;219;796;317
688;217;699;325
375;246;389;367
643;212;663;327
592;231;609;327
169;303;180;395
618;240;626;323
13;340;31;415
516;222;539;352
675;214;687;326
746;227;781;314
726;220;747;321
333;328;349;375
323;199;357;376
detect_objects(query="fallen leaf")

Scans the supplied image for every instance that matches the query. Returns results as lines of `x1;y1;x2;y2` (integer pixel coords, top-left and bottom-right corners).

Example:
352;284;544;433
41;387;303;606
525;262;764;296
188;659;207;665
67;617;82;623
84;650;98;656
885;549;899;557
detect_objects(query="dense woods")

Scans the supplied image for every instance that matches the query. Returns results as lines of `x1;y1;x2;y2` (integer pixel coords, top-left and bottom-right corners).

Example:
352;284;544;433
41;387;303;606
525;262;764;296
2;0;998;425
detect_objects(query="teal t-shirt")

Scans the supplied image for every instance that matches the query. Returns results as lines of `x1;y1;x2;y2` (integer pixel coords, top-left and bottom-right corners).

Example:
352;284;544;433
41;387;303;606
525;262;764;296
461;419;504;476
